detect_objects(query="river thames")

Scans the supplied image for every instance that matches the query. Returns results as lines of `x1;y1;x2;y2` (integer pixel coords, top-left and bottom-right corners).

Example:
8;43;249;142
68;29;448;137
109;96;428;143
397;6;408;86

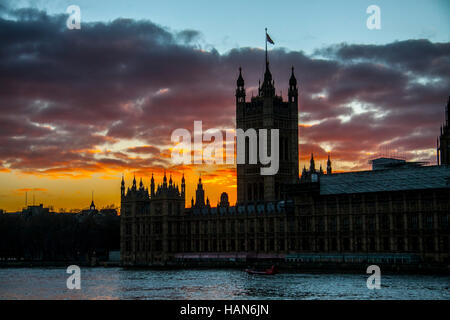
0;268;449;300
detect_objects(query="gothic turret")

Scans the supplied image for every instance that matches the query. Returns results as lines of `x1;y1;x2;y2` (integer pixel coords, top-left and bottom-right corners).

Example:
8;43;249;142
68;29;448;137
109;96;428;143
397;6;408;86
150;173;155;197
121;174;125;197
132;175;137;191
288;66;298;103
163;170;167;188
181;173;185;198
236;67;245;104
310;153;316;173
260;62;275;97
327;154;332;174
195;176;205;208
289;66;297;87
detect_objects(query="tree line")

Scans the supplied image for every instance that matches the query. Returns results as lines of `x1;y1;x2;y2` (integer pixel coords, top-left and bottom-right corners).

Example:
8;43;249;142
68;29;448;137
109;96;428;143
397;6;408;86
0;213;120;262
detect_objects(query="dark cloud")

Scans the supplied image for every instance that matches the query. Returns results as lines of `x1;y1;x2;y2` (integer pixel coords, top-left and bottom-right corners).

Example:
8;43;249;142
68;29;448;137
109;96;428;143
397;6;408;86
0;7;448;176
317;40;450;78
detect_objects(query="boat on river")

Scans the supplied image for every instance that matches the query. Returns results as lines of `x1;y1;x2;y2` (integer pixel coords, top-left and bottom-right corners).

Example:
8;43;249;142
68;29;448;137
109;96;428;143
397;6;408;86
245;265;278;275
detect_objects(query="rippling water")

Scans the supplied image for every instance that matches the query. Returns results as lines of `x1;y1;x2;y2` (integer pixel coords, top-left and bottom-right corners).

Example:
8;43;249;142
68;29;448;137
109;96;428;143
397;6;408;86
0;268;449;300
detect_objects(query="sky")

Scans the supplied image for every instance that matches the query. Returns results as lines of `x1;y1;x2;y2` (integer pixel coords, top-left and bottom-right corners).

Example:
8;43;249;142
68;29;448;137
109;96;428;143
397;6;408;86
0;0;449;211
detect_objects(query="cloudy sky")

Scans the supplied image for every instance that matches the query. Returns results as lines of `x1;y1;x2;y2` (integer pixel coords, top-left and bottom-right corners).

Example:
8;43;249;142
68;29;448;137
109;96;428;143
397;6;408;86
0;0;449;211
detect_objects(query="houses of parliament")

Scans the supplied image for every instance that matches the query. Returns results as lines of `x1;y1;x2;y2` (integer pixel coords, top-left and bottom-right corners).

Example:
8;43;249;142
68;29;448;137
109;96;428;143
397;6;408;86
120;59;450;268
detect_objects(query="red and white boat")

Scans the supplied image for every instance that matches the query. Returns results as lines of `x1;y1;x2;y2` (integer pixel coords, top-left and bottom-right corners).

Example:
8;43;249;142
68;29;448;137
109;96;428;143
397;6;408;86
245;265;278;275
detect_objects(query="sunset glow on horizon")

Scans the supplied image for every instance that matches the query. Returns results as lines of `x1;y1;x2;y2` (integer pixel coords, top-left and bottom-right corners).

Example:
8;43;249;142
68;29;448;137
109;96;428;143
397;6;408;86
1;0;449;212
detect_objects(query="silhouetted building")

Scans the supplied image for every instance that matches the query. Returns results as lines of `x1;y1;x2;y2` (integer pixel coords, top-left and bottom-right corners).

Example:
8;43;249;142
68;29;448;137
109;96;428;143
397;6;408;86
22;204;49;216
287;165;450;264
121;171;185;263
369;157;428;170
81;193;98;215
236;63;299;203
120;62;450;268
301;153;332;182
99;208;118;216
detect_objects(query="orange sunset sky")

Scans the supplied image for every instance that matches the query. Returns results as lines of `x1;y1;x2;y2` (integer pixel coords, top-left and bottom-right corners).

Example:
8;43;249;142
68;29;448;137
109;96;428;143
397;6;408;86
1;1;449;212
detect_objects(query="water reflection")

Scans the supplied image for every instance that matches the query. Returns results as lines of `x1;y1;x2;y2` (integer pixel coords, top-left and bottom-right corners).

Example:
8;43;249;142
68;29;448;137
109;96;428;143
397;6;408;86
0;268;448;300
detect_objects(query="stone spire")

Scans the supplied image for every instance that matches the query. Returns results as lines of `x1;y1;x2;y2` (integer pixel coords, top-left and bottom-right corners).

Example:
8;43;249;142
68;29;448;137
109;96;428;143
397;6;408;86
310;153;316;173
121;174;125;196
132;174;137;190
181;173;185;198
150;173;155;197
90;191;95;210
163;170;167;188
195;175;205;208
327;153;332;175
236;67;245;103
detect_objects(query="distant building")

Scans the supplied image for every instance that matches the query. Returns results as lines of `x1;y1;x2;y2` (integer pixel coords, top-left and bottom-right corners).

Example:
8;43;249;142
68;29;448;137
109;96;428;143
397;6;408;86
22;204;50;216
369;157;426;170
80;208;97;215
99;208;118;216
80;193;99;215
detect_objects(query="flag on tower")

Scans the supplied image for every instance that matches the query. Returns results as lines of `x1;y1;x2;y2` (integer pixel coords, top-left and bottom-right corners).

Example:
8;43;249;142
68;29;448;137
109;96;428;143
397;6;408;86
266;32;274;45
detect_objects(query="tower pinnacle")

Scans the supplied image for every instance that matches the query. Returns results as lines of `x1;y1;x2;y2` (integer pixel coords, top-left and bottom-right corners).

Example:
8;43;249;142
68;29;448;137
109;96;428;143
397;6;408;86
327;153;332;175
121;174;125;197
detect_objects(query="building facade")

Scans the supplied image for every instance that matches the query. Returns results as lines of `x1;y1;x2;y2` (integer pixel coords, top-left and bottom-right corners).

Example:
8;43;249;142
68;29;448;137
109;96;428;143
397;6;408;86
120;173;185;264
120;65;450;268
236;64;299;203
287;165;450;264
120;165;450;266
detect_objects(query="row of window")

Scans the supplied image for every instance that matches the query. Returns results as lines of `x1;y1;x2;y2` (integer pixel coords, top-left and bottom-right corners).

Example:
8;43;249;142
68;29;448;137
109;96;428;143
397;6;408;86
123;202;183;216
125;236;449;254
303;197;448;214
125;213;449;236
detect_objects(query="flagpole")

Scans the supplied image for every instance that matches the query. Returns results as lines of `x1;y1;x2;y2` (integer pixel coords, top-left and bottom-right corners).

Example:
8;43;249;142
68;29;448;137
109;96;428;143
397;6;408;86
265;27;268;67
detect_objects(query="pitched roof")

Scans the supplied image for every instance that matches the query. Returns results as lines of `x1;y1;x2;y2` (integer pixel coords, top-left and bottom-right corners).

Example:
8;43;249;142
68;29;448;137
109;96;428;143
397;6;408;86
320;165;450;195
